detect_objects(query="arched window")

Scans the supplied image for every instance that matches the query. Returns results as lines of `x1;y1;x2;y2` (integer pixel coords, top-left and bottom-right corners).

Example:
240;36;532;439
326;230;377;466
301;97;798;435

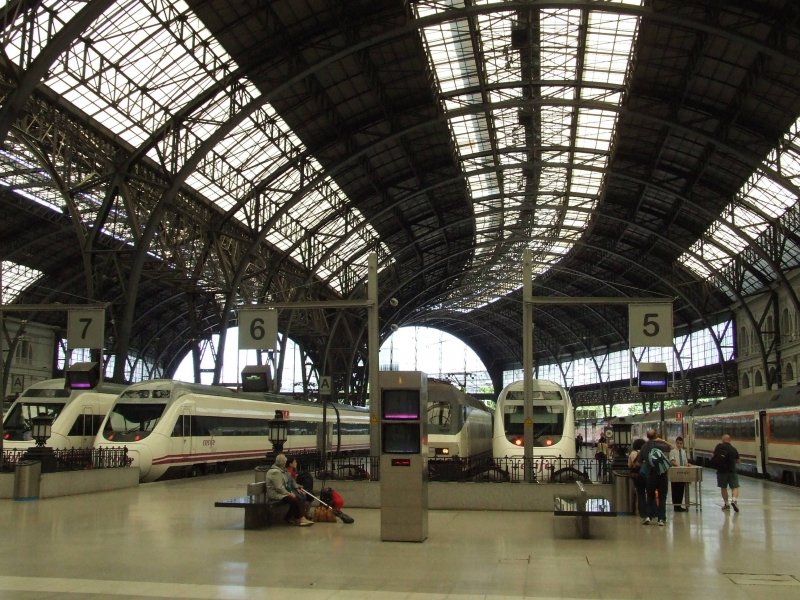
785;362;794;383
755;370;763;387
741;373;750;389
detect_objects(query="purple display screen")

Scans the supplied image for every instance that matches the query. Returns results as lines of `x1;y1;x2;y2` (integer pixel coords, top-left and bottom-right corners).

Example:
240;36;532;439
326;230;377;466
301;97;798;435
381;389;420;420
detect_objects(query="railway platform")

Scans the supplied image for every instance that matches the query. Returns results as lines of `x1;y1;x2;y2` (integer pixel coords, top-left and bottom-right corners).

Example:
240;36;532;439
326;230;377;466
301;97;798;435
0;468;799;599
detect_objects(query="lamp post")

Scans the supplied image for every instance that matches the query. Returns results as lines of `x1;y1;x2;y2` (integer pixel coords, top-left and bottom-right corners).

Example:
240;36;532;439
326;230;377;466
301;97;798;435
268;410;288;454
611;419;633;467
24;414;57;472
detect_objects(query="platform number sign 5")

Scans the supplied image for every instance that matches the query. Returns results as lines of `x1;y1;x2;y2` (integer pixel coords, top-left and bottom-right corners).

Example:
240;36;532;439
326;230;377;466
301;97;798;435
628;303;673;347
67;309;106;349
238;308;278;351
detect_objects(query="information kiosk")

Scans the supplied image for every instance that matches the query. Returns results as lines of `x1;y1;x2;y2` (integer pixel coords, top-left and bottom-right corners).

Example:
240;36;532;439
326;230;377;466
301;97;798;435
379;371;428;542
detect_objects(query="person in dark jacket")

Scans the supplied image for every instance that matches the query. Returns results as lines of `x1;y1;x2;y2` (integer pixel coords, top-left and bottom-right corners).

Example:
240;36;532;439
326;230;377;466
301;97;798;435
714;434;741;512
638;428;672;526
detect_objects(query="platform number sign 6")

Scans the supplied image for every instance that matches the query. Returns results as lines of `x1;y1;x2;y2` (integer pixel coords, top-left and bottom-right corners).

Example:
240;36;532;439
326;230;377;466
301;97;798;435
67;309;106;349
238;308;278;351
628;303;673;348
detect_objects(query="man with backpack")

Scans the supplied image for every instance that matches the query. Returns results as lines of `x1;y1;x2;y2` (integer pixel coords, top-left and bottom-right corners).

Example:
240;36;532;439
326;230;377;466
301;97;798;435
713;434;741;512
637;428;673;526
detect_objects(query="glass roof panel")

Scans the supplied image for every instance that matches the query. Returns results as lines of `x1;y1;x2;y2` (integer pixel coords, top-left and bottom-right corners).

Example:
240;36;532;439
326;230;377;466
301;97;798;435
1;261;44;304
679;116;800;293
3;0;387;294
415;1;640;310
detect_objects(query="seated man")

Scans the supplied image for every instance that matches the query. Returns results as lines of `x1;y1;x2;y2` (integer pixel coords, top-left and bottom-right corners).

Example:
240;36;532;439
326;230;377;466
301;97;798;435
266;453;314;527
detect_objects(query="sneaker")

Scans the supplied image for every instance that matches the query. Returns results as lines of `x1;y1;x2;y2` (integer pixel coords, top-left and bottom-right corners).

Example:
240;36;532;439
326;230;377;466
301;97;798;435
298;517;315;526
722;504;730;511
641;517;651;525
657;520;666;527
731;502;739;513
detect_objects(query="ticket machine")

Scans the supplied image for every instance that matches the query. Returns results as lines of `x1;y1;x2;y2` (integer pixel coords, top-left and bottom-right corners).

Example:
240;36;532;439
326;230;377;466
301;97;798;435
379;371;428;542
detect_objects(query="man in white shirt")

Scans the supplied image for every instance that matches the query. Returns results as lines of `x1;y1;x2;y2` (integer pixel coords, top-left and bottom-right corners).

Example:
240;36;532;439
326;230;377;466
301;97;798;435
669;436;688;512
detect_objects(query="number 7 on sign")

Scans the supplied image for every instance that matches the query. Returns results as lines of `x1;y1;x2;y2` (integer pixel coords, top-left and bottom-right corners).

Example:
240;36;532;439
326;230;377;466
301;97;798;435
67;309;106;349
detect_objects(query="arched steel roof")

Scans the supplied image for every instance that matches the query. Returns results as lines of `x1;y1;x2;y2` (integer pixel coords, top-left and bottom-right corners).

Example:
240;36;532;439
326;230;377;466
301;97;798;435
2;0;800;392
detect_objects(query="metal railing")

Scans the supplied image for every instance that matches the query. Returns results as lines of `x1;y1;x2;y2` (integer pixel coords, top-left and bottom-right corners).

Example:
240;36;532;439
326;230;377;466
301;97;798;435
295;454;611;484
1;447;131;472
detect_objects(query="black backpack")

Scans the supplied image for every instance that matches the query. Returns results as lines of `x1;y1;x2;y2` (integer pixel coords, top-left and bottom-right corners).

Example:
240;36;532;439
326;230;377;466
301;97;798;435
710;444;729;470
296;471;314;493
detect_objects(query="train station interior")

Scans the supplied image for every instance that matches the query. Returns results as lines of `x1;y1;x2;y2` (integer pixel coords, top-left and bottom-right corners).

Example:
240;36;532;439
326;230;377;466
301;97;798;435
3;2;800;599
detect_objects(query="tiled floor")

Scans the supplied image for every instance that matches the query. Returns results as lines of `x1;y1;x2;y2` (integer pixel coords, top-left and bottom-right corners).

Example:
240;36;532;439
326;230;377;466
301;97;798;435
1;469;799;599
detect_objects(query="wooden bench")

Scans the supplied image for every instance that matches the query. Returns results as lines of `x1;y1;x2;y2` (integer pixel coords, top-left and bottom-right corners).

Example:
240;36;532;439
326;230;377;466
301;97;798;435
553;481;617;539
214;481;289;529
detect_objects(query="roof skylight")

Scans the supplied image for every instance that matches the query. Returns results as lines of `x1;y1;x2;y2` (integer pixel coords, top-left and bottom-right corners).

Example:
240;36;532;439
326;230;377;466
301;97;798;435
415;0;641;310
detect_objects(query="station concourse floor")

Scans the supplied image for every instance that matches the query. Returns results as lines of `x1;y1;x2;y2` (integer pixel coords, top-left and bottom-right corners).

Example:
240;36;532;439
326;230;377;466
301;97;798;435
1;470;800;600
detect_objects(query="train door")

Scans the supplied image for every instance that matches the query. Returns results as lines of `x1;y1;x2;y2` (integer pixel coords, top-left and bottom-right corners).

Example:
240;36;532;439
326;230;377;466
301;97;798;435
179;403;194;457
755;410;767;475
80;406;93;447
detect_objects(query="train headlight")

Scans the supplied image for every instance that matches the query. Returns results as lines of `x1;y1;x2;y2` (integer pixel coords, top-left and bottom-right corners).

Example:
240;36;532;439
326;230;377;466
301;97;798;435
545;439;553;446
513;438;523;446
441;448;449;455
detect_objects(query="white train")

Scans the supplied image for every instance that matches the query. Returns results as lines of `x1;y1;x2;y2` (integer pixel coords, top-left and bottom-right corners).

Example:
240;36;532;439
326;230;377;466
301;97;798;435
493;378;576;465
426;379;493;459
628;386;800;486
2;378;127;450
94;379;370;482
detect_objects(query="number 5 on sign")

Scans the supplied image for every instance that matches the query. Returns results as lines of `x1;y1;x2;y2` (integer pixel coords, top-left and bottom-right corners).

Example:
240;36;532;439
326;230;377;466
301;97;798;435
628;303;673;347
238;308;277;351
67;308;106;349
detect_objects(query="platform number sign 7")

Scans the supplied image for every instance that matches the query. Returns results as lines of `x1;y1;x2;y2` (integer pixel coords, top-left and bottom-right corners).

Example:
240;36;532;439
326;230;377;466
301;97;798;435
628;303;673;348
67;309;106;349
238;308;277;351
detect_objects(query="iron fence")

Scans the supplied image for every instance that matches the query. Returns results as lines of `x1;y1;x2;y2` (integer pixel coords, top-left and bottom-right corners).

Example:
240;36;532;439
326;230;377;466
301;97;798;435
1;447;131;472
294;454;611;485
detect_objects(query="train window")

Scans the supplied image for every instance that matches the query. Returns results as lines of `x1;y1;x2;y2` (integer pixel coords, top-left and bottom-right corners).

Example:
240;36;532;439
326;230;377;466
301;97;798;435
2;402;64;440
20;389;70;398
103;402;165;441
427;402;453;432
121;390;151;399
769;413;800;442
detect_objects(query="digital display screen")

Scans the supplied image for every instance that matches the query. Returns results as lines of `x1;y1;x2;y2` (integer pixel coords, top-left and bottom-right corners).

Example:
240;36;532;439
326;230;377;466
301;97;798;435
382;389;421;420
382;423;421;454
66;362;99;390
638;373;668;393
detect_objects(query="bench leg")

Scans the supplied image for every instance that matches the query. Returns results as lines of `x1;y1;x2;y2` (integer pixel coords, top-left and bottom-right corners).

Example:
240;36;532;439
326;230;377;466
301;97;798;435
244;505;269;529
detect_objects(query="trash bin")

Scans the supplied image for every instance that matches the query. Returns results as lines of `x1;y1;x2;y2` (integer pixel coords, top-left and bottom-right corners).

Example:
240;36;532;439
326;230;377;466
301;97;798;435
254;464;269;484
611;470;632;515
13;460;42;501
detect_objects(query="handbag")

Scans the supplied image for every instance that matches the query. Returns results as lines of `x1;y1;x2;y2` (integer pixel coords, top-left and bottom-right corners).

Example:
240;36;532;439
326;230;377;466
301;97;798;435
313;506;337;523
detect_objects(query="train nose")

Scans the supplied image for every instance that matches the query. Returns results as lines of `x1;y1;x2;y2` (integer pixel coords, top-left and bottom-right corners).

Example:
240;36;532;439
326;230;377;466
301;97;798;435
125;446;153;481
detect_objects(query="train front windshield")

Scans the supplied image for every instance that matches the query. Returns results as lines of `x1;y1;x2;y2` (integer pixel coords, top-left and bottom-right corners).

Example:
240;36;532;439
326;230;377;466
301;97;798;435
102;388;170;442
503;390;565;445
3;396;67;441
427;401;455;433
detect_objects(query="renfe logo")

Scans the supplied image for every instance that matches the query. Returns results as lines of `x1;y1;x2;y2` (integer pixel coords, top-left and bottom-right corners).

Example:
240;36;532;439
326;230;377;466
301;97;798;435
202;439;216;447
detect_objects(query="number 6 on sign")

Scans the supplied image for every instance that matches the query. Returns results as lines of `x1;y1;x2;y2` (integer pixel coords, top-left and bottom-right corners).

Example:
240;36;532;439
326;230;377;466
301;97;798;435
628;303;672;347
238;308;277;350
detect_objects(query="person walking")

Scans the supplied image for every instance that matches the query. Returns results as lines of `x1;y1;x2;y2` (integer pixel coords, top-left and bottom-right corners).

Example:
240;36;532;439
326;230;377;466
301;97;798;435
669;436;688;512
638;428;672;526
714;434;741;512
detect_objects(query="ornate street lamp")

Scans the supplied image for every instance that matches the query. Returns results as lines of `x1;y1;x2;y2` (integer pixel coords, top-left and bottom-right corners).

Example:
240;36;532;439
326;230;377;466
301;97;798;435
268;410;288;453
31;415;53;447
